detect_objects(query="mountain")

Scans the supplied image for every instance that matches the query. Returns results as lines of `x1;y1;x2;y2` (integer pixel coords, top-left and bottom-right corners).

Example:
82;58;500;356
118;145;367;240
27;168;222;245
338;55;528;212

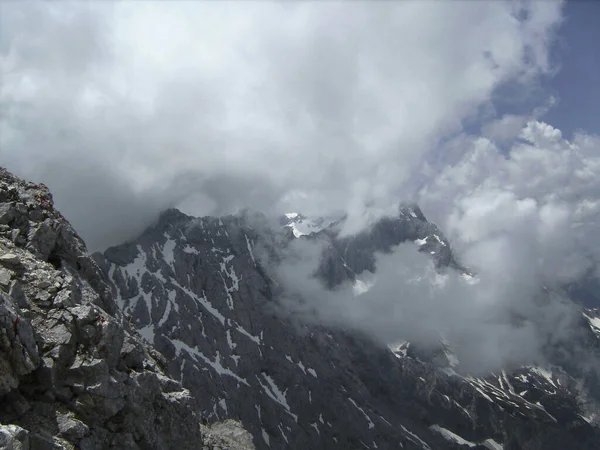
93;200;600;449
0;168;254;449
1;166;599;449
279;212;342;238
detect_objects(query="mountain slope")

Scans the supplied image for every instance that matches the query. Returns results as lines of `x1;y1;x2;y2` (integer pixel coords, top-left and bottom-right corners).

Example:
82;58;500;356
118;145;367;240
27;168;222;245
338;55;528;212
0;168;253;449
96;205;600;449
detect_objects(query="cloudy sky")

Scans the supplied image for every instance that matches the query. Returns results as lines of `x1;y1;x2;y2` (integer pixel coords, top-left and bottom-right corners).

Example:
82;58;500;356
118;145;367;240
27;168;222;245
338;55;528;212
0;0;592;248
2;0;599;372
0;0;598;272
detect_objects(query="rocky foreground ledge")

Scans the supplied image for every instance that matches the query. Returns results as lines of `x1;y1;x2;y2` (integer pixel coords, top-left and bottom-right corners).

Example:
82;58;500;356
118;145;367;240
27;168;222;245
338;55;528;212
0;167;255;449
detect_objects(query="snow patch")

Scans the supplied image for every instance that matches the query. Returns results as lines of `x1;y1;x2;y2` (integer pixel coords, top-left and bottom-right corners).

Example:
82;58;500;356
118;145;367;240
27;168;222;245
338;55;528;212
171;280;226;326
483;439;504;450
296;360;307;374
348;398;375;429
399;425;431;450
236;325;261;345
432;234;446;246
245;234;256;264
430;425;475;447
138;324;155;344
171;339;249;385
529;366;557;389
284;215;335;238
353;278;375;295
226;329;237;350
389;341;410;358
182;244;199;255
261;429;270;447
584;313;600;335
278;424;289;444
157;299;171;328
162;235;177;266
168;289;179;313
258;373;298;422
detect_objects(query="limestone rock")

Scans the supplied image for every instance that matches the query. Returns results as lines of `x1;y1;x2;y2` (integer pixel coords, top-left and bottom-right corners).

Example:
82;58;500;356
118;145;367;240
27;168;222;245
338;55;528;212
0;167;227;449
0;424;30;450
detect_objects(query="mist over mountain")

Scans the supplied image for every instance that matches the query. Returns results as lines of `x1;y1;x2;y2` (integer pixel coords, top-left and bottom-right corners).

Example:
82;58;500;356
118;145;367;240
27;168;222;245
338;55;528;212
2;1;600;448
2;168;600;448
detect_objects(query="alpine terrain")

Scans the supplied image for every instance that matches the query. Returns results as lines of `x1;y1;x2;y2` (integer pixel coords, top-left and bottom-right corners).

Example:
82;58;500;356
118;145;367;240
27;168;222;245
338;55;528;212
2;167;600;449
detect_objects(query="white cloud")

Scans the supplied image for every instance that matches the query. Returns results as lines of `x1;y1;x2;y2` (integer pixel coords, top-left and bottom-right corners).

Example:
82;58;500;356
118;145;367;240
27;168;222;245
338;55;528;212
276;119;600;373
0;1;563;249
275;239;581;374
420;121;600;286
482;114;529;142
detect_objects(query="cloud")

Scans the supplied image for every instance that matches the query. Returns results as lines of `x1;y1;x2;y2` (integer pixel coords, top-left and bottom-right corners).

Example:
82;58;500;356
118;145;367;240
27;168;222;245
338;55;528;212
3;1;598;375
273;119;600;374
482;114;530;143
419;121;600;285
0;1;563;250
275;238;583;374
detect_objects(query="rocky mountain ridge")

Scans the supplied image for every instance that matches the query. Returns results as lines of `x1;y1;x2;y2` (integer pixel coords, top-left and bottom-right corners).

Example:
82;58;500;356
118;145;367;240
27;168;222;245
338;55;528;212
1;166;600;449
0;168;254;450
96;202;600;448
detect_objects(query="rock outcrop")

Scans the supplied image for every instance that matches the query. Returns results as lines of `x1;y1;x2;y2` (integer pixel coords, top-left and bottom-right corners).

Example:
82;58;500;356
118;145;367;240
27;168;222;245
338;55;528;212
0;168;254;449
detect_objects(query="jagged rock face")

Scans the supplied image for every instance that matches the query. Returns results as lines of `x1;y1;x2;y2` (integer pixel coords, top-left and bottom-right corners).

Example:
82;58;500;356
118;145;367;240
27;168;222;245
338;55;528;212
0;168;254;449
313;205;463;288
97;204;600;449
96;209;432;450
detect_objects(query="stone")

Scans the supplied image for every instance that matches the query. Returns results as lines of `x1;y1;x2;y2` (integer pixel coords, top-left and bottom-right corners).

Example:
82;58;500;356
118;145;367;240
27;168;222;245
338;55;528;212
26;220;57;261
57;412;89;441
0;168;210;449
0;203;16;225
0;268;12;286
0;253;21;267
202;420;256;450
8;281;29;308
0;424;30;450
53;289;74;308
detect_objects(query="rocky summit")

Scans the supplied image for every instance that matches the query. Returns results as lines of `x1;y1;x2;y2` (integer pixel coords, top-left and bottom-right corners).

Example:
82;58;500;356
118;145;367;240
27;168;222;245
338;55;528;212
2;167;600;450
0;168;253;450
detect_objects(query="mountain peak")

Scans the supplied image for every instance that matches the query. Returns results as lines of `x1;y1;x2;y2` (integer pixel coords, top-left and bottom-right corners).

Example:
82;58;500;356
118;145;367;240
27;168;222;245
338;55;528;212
6;164;595;449
155;207;192;228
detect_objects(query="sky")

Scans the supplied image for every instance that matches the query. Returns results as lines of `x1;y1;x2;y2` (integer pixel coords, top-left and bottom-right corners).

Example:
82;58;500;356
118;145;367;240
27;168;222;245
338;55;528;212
0;0;577;250
544;2;600;137
1;1;600;371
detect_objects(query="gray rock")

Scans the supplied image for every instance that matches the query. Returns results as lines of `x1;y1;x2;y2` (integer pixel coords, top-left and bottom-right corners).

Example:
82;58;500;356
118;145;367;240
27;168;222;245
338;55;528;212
0;424;30;450
202;420;256;450
0;253;21;267
0;268;12;286
57;412;89;441
0;167;228;449
26;219;57;261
